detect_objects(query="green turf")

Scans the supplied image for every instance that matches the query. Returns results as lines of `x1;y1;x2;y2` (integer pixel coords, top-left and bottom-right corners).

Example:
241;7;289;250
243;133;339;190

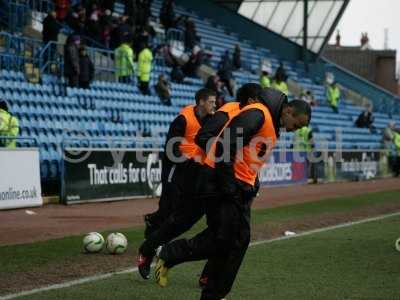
15;213;400;299
0;189;399;277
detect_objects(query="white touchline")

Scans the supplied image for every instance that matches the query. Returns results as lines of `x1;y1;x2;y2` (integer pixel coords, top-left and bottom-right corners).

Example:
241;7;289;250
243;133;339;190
1;211;400;300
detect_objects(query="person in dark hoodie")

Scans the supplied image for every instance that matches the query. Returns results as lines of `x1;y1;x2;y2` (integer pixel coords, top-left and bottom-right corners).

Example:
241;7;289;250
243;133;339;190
154;91;311;300
64;35;81;87
42;11;61;65
78;46;94;89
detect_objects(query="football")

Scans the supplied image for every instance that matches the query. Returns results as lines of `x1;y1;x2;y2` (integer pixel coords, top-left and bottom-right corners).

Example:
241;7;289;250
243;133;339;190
106;233;128;254
395;238;400;252
83;232;105;253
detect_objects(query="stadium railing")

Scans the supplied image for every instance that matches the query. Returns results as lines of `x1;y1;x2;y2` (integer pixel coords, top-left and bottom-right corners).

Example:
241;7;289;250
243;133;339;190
0;135;38;147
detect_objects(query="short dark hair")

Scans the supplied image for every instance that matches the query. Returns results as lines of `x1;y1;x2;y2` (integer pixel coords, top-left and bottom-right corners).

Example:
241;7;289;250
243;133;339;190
236;83;263;105
195;88;216;104
288;99;312;123
0;100;8;112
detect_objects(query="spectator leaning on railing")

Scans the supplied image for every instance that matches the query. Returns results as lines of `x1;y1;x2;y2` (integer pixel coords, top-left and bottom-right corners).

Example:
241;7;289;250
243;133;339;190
0;100;19;148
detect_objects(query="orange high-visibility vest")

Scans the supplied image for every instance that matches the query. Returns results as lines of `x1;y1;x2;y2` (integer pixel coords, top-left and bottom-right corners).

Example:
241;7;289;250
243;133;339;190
202;102;241;167
178;105;202;160
233;103;277;186
204;102;277;185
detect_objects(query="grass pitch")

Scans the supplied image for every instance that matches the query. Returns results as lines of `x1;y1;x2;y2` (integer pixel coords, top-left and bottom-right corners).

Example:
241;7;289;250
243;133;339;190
13;212;400;300
1;190;400;299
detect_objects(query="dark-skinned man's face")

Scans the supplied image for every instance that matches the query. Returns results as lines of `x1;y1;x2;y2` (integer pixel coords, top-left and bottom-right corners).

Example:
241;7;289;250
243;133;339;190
281;106;309;132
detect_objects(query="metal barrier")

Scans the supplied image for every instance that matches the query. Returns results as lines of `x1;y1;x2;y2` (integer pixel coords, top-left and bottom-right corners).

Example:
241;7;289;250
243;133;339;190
0;135;38;147
62;136;164;150
0;26;168;83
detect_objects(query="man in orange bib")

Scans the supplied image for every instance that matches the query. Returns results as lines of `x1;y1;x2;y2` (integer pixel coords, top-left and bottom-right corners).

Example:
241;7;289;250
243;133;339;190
138;84;264;279
155;90;312;300
138;88;216;279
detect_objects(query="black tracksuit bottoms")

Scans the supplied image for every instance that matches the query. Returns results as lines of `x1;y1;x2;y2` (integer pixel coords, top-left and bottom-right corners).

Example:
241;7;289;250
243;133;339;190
159;188;253;300
144;162;185;236
140;160;215;257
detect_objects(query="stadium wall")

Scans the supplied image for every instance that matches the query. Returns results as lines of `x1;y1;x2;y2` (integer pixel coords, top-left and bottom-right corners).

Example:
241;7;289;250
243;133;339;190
175;0;318;63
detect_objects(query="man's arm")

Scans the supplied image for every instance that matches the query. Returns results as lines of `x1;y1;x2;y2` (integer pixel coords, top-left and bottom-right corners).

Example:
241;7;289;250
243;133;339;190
164;114;186;162
215;109;265;196
195;111;229;153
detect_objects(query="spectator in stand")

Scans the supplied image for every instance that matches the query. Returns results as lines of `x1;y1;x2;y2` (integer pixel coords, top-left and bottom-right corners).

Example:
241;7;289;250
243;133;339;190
382;122;399;149
86;3;102;44
136;0;152;29
301;90;317;106
124;0;137;20
160;0;175;33
205;74;226;109
259;70;271;89
135;20;156;52
67;5;86;35
170;65;184;83
42;11;61;65
118;16;134;43
382;122;400;176
272;61;289;95
275;61;287;82
55;0;70;21
272;77;289;96
182;45;204;77
232;44;241;70
101;23;112;49
78;46;94;89
114;36;135;83
326;81;340;113
184;17;198;51
0;100;19;148
137;42;153;95
155;74;172;106
355;107;375;132
217;50;234;97
100;0;115;11
159;43;177;67
294;125;317;183
109;16;133;50
64;35;81;87
100;8;114;27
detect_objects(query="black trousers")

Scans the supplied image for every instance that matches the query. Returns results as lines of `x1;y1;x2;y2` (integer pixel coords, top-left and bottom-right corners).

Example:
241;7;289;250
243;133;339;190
144;163;185;238
139;80;151;95
118;76;132;84
140;161;215;257
67;75;79;87
160;188;253;300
